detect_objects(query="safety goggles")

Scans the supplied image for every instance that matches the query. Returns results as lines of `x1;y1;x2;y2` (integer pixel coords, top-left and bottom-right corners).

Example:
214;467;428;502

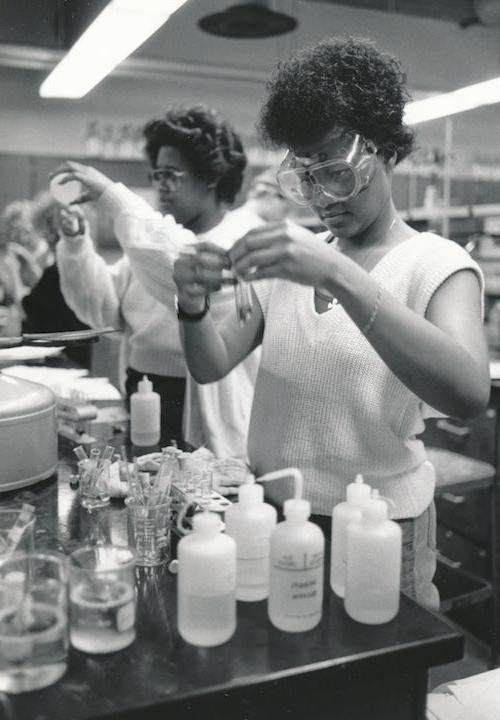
276;133;377;206
149;167;189;192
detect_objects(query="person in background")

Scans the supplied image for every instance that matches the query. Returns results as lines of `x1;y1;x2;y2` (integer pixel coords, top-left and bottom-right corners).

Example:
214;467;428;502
0;199;45;337
1;199;52;274
230;166;294;226
55;105;263;456
20;192;91;368
171;36;490;608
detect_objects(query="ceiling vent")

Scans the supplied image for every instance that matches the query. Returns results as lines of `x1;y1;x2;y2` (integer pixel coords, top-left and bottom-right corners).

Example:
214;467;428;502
198;1;297;39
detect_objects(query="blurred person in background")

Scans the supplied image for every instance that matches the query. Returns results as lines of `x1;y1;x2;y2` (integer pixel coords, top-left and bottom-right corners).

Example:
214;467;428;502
0;199;44;337
20;192;91;367
54;105;263;456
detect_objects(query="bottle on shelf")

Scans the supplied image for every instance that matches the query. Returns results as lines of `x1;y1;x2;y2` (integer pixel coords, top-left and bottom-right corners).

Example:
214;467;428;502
177;511;237;647
130;375;160;447
330;474;371;598
83;121;102;157
117;125;135;159
344;489;402;625
224;481;277;601
101;124;116;159
259;468;324;632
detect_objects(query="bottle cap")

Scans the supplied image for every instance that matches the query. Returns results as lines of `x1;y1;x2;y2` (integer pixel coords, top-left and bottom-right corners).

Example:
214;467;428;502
362;489;388;524
138;375;153;393
284;498;310;522
192;511;220;535
346;473;371;506
239;482;263;506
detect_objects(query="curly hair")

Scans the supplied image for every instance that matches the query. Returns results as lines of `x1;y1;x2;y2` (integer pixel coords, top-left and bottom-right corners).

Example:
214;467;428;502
257;35;415;164
143;105;247;204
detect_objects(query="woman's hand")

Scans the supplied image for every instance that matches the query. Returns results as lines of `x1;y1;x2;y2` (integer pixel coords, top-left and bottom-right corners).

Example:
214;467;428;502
49;161;113;204
173;241;231;314
57;205;86;237
229;220;336;288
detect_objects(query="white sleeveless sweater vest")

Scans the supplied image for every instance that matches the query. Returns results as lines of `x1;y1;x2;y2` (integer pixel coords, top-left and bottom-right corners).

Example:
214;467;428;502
248;232;484;519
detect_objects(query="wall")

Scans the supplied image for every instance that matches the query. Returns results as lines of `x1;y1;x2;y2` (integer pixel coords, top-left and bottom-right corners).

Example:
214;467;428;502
1;2;500;172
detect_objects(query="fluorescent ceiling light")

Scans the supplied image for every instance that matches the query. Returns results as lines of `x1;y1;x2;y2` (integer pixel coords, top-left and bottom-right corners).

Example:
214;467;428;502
404;76;500;125
40;0;188;99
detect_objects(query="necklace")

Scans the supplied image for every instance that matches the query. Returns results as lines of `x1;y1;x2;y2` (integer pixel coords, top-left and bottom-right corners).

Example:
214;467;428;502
314;216;397;309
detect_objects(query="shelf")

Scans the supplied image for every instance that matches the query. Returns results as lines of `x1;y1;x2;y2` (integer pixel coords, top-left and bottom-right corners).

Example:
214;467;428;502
400;203;500;222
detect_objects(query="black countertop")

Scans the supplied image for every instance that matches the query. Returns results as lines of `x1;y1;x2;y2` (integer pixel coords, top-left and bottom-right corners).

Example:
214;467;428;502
0;440;464;720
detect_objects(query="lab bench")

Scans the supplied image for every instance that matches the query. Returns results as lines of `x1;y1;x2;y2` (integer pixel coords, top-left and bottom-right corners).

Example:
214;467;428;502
0;438;463;720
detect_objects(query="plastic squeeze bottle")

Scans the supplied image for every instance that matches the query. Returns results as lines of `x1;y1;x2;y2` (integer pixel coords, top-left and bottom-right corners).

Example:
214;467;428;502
130;375;160;447
260;468;325;632
224;481;277;601
177;511;237;647
344;489;402;625
330;474;371;598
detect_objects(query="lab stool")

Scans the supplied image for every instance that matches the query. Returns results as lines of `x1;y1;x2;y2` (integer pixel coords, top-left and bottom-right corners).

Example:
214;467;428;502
425;447;499;668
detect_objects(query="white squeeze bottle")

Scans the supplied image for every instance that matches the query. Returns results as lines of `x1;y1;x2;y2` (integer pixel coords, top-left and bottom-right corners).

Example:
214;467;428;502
261;468;324;632
177;511;237;647
330;474;371;598
130;375;160;447
344;489;402;625
224;481;277;601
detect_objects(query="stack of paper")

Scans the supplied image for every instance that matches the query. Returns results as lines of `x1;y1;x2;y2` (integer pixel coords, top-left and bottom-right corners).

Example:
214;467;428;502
1;365;121;401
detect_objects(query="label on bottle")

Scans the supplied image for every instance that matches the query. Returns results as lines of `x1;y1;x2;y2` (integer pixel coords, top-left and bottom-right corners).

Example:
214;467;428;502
271;551;324;617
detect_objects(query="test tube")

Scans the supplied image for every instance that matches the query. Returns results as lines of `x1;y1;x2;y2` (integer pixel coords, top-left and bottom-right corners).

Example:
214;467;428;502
233;274;253;325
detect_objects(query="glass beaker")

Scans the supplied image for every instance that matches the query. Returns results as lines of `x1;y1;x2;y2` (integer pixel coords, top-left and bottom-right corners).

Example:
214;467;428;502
78;458;111;510
68;545;136;654
126;497;173;567
0;552;68;693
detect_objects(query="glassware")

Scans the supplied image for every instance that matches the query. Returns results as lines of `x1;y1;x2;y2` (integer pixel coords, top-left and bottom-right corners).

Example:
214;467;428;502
78;450;111;510
68;545;136;654
0;552;68;693
233;274;253;325
0;507;35;556
126;497;173;567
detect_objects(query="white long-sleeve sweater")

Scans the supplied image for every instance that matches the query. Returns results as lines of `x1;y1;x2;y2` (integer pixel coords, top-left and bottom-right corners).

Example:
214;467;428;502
249;232;484;519
63;183;263;460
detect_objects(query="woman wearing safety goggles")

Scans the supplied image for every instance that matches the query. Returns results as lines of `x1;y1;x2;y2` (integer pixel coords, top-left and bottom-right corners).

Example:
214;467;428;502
173;36;489;611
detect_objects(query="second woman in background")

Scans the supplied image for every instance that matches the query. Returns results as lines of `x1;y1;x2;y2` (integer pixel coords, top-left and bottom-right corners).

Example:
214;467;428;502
55;105;264;455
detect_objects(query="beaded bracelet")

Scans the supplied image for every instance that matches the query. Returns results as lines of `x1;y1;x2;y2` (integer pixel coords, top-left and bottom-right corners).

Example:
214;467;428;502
362;283;384;336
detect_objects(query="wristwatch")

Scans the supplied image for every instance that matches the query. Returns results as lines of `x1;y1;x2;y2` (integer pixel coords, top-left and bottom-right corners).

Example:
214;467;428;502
175;294;210;322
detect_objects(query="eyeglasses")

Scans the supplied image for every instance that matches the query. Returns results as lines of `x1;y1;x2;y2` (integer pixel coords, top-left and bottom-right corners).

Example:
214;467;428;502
149;167;189;192
277;134;377;207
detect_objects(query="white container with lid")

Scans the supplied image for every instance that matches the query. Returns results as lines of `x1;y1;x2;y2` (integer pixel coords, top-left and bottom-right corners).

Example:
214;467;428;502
224;482;277;601
0;372;57;490
268;496;324;632
177;511;237;647
130;375;160;447
344;490;402;624
330;474;371;598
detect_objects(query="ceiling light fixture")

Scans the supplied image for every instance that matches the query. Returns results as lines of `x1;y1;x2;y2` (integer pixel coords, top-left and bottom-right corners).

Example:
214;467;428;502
39;0;188;99
198;1;297;39
404;76;500;125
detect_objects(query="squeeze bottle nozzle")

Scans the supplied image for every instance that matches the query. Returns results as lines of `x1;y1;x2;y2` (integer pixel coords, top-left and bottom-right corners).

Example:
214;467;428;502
138;375;153;393
346;473;371;506
256;467;304;499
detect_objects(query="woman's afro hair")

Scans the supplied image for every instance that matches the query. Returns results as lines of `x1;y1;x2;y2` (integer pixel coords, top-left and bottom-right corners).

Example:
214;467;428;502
257;35;415;164
143;105;247;204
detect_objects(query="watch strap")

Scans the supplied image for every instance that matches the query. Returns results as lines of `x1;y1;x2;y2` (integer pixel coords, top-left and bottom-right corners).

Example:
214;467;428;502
175;294;210;322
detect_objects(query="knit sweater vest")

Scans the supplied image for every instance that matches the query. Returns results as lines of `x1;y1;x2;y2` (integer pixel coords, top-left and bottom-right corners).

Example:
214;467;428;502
248;232;484;519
